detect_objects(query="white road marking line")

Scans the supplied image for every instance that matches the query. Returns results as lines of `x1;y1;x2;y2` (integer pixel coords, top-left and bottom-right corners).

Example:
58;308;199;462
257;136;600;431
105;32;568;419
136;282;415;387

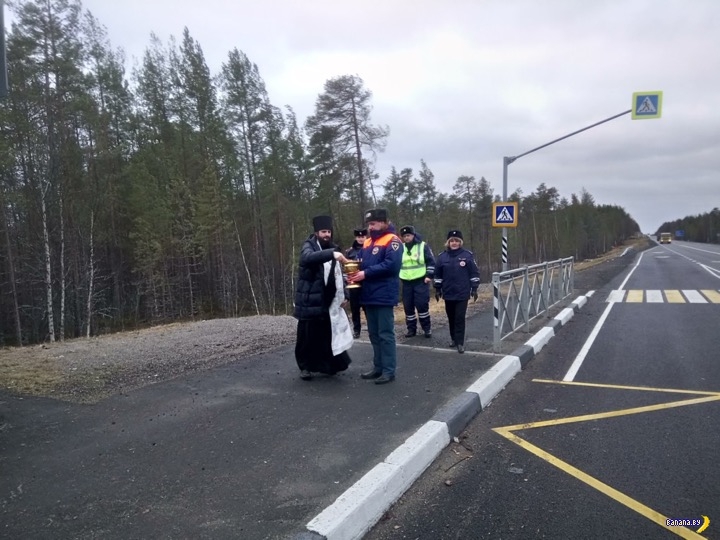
564;254;644;381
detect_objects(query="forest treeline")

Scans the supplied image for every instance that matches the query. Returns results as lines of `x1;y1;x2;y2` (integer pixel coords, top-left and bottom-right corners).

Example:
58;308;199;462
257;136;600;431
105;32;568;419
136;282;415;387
655;209;720;242
0;0;642;346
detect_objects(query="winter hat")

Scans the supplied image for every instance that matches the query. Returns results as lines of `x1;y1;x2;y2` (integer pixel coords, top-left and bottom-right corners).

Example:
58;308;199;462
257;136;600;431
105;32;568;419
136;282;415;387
353;228;368;236
312;215;333;232
447;229;463;240
364;208;388;222
400;225;415;236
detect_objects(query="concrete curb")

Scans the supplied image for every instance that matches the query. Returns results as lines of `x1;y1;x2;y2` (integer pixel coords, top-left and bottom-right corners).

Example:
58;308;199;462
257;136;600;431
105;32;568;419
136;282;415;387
292;291;595;540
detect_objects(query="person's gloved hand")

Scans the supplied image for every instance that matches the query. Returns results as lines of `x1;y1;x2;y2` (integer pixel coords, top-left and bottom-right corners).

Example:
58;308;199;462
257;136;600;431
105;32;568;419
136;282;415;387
435;289;442;302
471;289;478;302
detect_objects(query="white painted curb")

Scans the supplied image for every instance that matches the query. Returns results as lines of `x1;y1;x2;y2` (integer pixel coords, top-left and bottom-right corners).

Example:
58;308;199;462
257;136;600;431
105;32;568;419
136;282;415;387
466;355;521;408
525;326;554;354
554;307;575;326
307;421;449;540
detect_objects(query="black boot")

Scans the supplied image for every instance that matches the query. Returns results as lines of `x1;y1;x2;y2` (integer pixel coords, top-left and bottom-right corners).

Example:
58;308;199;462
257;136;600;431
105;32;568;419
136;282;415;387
404;330;417;338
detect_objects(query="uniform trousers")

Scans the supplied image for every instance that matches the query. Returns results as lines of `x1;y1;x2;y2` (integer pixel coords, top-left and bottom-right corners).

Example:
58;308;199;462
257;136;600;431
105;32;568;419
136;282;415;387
364;305;397;377
401;278;431;333
444;299;469;346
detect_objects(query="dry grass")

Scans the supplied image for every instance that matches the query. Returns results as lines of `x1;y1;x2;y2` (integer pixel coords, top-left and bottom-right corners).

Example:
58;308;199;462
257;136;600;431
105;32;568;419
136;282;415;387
0;345;122;399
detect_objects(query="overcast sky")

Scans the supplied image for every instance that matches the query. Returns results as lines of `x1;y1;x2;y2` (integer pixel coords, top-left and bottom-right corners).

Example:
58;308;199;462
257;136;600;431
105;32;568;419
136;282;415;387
39;1;720;232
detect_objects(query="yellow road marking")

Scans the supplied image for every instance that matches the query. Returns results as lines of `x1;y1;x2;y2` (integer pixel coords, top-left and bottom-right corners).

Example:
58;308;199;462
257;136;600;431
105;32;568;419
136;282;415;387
493;428;707;539
626;289;644;302
533;378;720;396
665;290;685;303
498;394;720;430
493;381;719;538
701;289;720;303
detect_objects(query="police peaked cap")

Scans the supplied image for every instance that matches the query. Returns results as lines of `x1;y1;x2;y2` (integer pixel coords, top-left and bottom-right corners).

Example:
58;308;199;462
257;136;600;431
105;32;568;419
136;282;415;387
364;208;388;222
400;225;415;236
447;229;463;240
312;215;333;232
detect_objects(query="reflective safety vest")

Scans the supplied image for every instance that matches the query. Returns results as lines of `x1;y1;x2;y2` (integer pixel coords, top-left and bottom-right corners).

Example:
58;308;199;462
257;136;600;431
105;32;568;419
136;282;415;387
400;241;427;280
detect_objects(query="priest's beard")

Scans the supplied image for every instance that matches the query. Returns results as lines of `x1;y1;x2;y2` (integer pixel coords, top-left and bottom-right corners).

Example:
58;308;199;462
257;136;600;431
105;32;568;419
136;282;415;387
318;237;332;249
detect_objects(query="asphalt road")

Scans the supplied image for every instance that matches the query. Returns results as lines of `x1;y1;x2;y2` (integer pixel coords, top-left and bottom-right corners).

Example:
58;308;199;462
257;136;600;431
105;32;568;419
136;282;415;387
1;301;507;539
365;241;720;540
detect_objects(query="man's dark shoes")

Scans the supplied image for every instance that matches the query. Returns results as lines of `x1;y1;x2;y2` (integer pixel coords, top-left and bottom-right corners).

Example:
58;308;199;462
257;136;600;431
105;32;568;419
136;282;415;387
361;370;382;380
448;341;457;348
424;330;432;338
457;344;465;354
300;369;312;380
374;375;395;385
404;330;417;338
353;330;360;338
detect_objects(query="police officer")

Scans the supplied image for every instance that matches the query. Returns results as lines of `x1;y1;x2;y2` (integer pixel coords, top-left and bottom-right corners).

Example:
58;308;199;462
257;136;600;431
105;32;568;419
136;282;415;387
433;230;480;354
399;225;435;338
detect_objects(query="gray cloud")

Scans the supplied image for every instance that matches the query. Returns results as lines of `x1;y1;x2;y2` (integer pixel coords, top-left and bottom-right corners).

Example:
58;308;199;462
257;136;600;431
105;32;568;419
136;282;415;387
74;0;720;233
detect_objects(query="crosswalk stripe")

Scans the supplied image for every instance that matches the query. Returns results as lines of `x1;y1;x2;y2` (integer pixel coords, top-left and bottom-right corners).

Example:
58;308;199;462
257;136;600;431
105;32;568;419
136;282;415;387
701;289;720;302
606;290;625;302
664;290;685;303
606;289;720;303
626;290;643;302
682;290;707;303
646;290;663;303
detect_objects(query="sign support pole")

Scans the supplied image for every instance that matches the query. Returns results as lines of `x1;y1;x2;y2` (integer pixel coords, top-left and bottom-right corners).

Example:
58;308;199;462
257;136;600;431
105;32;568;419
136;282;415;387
501;108;632;272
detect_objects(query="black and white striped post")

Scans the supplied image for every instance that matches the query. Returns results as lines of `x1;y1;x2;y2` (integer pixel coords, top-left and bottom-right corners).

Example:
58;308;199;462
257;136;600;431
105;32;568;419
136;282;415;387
492;272;500;351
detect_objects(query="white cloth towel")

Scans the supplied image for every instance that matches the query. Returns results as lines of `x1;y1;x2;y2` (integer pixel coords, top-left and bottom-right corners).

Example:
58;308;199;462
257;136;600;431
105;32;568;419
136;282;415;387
324;258;354;355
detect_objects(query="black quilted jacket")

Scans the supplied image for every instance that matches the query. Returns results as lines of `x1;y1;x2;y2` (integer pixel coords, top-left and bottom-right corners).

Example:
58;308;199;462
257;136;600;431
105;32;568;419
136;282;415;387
293;235;341;320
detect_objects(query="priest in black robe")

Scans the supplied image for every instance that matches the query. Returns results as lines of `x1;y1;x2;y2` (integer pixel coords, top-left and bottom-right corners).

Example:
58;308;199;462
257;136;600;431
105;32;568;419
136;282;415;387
293;215;354;380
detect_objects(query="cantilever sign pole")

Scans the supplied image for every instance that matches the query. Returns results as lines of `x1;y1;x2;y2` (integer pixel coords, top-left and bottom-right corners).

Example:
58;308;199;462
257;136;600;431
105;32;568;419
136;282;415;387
500;108;633;272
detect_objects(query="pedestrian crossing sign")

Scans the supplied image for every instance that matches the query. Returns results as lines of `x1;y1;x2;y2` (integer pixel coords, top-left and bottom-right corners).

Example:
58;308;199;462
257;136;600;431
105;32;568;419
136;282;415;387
492;202;518;228
631;91;662;120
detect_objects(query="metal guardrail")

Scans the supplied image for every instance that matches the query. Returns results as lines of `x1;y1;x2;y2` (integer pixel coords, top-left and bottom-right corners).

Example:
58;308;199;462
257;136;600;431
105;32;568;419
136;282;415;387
492;257;574;351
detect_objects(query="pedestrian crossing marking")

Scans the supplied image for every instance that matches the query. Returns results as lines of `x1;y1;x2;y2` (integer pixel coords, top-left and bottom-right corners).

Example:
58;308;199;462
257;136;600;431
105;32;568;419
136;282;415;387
626;290;643;303
646;290;663;303
605;290;720;303
607;290;626;302
682;290;707;303
702;289;720;302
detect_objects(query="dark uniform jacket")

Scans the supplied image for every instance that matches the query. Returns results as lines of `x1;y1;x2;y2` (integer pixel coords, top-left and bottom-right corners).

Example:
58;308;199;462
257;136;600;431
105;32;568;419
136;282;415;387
345;240;363;261
293;235;343;320
434;247;480;301
359;226;403;307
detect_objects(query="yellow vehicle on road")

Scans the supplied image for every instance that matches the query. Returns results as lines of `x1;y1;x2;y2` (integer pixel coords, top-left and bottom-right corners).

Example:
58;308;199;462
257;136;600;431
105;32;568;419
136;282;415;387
659;232;672;244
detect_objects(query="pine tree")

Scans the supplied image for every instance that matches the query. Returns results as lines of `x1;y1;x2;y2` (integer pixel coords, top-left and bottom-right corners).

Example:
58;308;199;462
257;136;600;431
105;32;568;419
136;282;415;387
306;75;388;221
